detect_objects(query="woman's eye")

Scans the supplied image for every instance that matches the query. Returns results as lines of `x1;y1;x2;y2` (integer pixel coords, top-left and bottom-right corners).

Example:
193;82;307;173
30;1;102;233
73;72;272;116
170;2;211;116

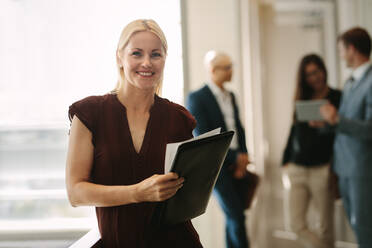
151;52;161;58
132;51;141;56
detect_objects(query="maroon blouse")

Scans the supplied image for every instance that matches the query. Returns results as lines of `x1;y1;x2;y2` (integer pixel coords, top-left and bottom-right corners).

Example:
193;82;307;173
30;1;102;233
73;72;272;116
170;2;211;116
69;93;203;248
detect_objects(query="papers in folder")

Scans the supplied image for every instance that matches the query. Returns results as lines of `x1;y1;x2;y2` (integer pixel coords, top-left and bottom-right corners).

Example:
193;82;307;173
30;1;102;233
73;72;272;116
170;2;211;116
153;128;234;226
295;99;327;121
164;128;221;173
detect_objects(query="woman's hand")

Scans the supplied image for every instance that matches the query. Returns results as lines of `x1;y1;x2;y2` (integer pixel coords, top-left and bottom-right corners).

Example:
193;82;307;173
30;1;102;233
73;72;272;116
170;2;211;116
308;120;326;128
134;173;184;202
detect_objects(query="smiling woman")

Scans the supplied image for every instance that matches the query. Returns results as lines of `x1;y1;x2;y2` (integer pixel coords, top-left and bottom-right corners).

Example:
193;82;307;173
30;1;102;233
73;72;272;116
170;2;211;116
65;19;203;248
0;1;185;247
114;20;168;95
118;31;165;91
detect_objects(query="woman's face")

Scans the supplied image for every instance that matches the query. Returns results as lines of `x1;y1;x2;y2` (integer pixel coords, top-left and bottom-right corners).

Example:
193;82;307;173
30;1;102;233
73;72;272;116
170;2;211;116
118;31;165;92
304;62;326;91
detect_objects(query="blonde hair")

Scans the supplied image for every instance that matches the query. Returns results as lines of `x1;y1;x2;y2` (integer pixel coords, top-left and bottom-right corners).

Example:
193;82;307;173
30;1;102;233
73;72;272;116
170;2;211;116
113;19;168;95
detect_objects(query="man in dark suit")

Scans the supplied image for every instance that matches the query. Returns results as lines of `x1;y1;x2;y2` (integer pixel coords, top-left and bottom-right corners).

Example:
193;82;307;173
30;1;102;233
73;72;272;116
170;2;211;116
320;27;372;248
186;51;250;248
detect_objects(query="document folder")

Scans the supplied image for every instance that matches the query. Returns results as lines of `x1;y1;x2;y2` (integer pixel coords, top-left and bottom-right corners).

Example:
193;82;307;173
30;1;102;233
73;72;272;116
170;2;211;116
152;130;234;226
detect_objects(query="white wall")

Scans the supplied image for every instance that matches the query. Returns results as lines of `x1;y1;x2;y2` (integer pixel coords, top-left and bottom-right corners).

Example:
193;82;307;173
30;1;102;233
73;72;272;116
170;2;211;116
183;0;247;247
337;0;372;85
184;0;244;104
184;0;372;247
258;5;324;246
261;5;323;168
336;0;372;33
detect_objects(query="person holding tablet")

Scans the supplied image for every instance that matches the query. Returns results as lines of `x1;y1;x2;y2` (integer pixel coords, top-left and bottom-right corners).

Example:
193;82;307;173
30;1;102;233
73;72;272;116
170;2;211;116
282;54;341;248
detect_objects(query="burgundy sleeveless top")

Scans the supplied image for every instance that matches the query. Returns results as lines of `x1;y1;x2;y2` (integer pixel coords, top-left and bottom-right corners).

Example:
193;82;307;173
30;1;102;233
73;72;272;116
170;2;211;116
69;93;203;248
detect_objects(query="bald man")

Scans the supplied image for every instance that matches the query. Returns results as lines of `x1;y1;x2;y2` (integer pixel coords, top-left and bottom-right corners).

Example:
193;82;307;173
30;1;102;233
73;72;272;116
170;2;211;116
186;51;250;248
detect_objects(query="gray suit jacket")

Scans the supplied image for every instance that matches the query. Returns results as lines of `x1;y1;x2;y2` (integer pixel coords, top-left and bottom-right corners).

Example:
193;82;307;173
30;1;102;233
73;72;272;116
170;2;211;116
334;65;372;178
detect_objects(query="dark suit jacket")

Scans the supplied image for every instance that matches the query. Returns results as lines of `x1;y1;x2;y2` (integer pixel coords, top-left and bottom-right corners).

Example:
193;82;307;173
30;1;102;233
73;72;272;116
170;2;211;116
186;84;248;167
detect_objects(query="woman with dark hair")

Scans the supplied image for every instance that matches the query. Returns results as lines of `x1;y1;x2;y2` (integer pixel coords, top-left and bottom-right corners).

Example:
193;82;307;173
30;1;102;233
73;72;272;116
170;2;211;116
282;54;341;248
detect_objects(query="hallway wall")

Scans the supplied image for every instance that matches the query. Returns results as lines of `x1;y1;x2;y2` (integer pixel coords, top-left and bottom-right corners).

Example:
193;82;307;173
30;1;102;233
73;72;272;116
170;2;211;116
182;0;247;247
183;0;372;247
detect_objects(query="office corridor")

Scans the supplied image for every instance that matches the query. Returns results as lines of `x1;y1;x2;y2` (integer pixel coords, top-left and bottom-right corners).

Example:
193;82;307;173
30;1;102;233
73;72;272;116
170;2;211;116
1;0;371;247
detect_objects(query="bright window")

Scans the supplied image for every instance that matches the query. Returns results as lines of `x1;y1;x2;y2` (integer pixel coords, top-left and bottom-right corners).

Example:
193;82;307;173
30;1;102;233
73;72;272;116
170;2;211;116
0;0;184;239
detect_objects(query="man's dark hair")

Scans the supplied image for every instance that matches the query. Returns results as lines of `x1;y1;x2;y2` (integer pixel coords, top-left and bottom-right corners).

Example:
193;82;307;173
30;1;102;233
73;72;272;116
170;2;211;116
338;27;371;58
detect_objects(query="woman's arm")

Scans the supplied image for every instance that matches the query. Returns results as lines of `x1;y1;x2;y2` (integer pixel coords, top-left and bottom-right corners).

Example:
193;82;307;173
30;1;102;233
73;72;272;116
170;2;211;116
66;116;184;207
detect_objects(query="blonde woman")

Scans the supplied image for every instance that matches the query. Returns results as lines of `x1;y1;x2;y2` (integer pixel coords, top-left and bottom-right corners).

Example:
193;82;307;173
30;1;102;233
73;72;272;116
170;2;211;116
66;19;203;248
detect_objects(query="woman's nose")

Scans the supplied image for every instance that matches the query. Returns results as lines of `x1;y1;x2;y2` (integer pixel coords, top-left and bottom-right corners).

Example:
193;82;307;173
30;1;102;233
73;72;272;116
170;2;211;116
141;55;152;68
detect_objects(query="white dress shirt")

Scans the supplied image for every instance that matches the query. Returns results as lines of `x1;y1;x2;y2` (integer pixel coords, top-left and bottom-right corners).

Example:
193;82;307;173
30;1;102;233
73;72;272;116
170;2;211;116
207;82;239;149
350;61;372;88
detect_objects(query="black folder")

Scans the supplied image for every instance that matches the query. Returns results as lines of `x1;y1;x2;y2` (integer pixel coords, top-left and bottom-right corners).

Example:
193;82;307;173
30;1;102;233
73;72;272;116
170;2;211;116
152;130;234;226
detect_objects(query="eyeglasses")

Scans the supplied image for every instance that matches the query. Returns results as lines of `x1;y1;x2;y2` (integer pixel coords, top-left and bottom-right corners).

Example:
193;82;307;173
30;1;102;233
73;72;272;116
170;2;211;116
215;64;233;71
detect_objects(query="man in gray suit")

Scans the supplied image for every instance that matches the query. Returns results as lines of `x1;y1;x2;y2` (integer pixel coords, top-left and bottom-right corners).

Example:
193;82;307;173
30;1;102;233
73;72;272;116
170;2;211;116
320;27;372;248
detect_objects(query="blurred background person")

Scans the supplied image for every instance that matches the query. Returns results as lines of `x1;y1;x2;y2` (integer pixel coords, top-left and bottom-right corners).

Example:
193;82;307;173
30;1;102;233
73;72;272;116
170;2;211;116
282;54;341;248
66;19;203;248
187;51;250;248
320;27;372;248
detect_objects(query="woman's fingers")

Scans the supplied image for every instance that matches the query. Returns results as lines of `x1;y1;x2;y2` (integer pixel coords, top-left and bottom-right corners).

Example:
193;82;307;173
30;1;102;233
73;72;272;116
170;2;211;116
136;173;184;202
159;184;183;200
155;172;179;183
160;179;184;192
155;173;184;190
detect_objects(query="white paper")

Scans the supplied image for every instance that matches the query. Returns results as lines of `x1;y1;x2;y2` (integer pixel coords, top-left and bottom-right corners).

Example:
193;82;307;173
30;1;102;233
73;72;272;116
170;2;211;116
164;128;221;173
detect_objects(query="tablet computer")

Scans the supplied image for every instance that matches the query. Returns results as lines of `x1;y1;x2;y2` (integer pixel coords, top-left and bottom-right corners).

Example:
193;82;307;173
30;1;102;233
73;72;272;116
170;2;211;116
295;99;327;121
